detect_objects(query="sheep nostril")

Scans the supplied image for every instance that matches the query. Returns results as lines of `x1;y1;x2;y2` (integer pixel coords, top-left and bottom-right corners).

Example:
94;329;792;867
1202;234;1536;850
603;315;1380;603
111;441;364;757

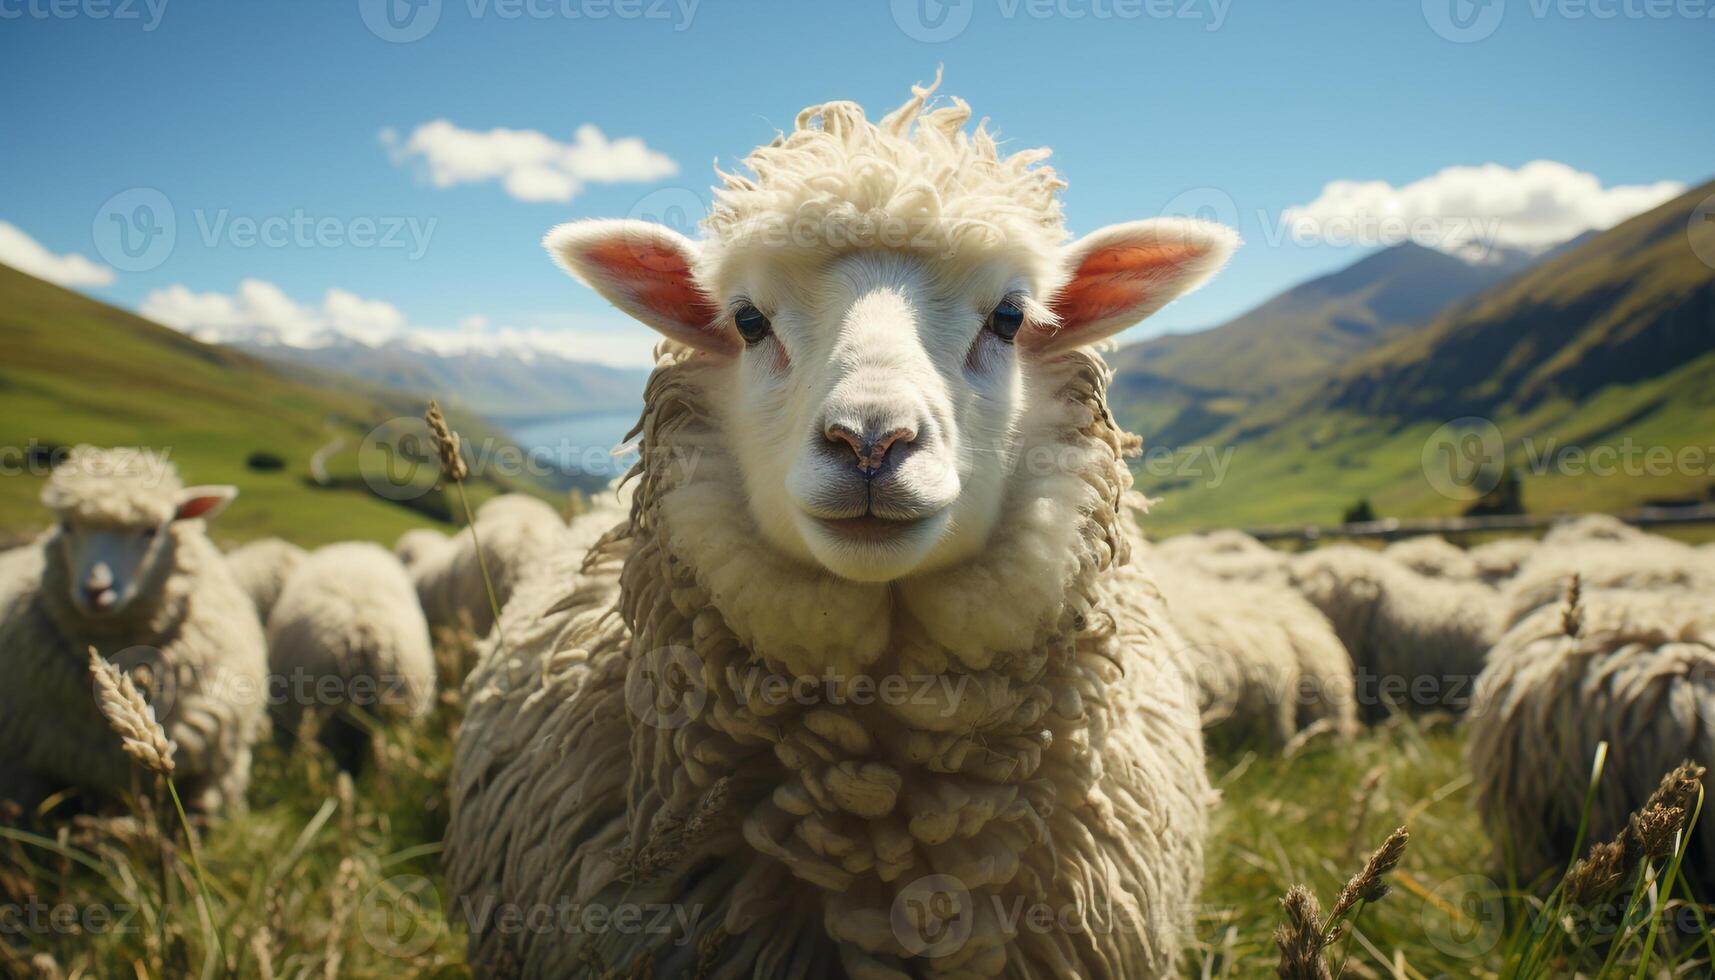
824;424;866;463
863;428;916;474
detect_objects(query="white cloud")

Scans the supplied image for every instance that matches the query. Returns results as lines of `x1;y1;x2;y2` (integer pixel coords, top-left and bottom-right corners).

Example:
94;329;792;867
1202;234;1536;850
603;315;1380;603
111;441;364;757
139;279;658;368
381;120;677;203
1282;161;1684;257
0;221;115;287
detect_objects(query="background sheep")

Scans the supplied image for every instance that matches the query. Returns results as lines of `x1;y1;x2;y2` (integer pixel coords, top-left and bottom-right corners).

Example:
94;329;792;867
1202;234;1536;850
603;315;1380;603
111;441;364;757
398;493;564;637
392;527;448;570
224;536;306;622
1154;567;1358;751
0;446;268;814
1385;535;1481;582
447;79;1230;978
1502;532;1708;628
1541;513;1643;548
1152;528;1292;586
1467;590;1715;890
265;542;434;770
1468;536;1538;587
1292;545;1503;721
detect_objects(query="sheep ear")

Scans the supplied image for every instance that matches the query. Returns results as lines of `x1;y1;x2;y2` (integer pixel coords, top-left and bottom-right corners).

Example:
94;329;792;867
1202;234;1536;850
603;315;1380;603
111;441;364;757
174;486;237;522
1031;218;1238;354
545;219;734;356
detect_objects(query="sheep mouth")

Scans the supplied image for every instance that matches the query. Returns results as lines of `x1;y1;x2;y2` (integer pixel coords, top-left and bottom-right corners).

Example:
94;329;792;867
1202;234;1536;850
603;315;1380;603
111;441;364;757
810;513;937;545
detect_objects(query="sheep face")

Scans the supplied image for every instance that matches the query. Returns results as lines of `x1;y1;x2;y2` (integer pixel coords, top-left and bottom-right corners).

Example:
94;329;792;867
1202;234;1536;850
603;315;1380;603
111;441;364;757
50;487;235;618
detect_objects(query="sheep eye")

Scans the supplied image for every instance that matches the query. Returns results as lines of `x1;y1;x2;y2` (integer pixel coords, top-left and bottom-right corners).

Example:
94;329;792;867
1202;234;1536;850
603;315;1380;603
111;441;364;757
142;526;158;540
987;299;1025;342
733;304;772;345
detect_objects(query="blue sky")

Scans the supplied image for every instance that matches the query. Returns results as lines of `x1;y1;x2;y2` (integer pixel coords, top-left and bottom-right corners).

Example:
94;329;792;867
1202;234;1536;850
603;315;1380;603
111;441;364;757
1;0;1708;365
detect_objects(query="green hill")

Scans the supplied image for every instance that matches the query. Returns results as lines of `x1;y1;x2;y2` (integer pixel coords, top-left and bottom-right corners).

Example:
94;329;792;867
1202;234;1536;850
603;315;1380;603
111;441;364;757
0;263;549;548
1130;179;1715;534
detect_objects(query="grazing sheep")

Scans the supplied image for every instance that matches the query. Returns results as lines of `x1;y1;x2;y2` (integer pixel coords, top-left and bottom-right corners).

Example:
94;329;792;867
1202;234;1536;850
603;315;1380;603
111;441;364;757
1503;534;1707;628
1467;590;1715;890
1541;513;1642;548
1468;536;1538;587
1154;567;1357;751
447;77;1235;978
397;494;565;636
265;542;434;769
1152;528;1292;586
224;537;306;622
1291;545;1503;721
1384;535;1480;582
0;446;268;814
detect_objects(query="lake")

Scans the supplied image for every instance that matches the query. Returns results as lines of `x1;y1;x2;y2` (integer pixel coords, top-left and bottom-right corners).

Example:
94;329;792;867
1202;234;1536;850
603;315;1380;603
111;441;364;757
508;408;643;487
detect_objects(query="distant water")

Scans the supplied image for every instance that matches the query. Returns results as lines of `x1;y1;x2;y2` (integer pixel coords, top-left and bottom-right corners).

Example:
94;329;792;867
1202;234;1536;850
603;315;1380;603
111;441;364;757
509;409;642;483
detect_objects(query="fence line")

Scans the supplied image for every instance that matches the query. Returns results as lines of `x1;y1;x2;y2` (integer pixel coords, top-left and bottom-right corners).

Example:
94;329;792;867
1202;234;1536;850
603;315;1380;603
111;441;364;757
1244;503;1715;544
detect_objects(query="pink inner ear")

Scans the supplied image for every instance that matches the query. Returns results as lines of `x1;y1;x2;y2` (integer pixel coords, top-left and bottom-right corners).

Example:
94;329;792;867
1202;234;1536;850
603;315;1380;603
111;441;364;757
585;238;721;331
174;496;226;521
1049;240;1209;335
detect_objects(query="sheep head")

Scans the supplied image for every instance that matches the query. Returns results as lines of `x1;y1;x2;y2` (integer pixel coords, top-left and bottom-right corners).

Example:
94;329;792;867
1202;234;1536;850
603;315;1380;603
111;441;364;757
41;446;235;619
548;80;1235;585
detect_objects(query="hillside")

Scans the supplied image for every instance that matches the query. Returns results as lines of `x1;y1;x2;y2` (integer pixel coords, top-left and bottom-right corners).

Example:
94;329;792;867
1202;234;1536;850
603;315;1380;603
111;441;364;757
1109;243;1534;445
0;264;547;547
1134;179;1715;533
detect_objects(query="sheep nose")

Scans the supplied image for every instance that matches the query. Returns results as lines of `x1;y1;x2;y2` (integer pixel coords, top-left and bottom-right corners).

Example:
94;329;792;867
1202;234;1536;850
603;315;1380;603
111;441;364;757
823;421;918;477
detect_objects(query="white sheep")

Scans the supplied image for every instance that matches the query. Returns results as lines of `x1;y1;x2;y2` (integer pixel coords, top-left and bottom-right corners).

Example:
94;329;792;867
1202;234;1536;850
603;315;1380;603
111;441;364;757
1467;589;1715;890
1384;535;1480;581
396;494;564;637
1541;512;1643;548
264;542;434;768
1153;566;1358;750
223;537;306;622
1467;536;1538;587
1502;533;1708;628
0;447;268;813
1151;528;1292;586
1291;545;1503;721
446;77;1235;978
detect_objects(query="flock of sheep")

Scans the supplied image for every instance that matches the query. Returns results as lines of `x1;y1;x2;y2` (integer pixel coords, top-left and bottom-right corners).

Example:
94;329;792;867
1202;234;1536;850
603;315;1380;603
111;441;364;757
6;78;1715;978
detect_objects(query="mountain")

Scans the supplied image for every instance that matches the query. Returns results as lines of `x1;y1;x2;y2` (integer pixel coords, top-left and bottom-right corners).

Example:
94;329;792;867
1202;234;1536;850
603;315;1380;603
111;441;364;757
1133;179;1715;533
1109;242;1536;446
234;338;649;423
0;263;548;546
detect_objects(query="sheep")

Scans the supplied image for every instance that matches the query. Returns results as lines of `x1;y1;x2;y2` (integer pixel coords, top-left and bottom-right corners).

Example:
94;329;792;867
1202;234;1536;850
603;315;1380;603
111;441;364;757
1151;528;1292;586
397;494;565;637
223;537;306;622
1291;545;1503;721
1384;535;1481;582
1152;566;1358;751
1541;512;1643;548
445;76;1236;978
0;446;268;814
1467;536;1538;587
392;526;448;569
1502;533;1707;628
264;542;434;769
1466;589;1715;891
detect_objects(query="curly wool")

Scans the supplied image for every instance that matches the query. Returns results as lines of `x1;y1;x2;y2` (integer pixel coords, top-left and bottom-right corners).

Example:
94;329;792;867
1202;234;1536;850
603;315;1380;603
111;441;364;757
0;487;268;813
1467;590;1715;890
1503;534;1708;628
1152;566;1358;751
399;494;566;637
1291;546;1503;722
265;542;435;743
1384;536;1481;582
39;446;183;527
224;537;306;622
1467;537;1538;587
446;346;1211;979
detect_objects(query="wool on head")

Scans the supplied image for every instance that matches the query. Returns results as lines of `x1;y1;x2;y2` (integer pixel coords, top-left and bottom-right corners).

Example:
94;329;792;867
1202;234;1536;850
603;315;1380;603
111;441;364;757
41;446;183;528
